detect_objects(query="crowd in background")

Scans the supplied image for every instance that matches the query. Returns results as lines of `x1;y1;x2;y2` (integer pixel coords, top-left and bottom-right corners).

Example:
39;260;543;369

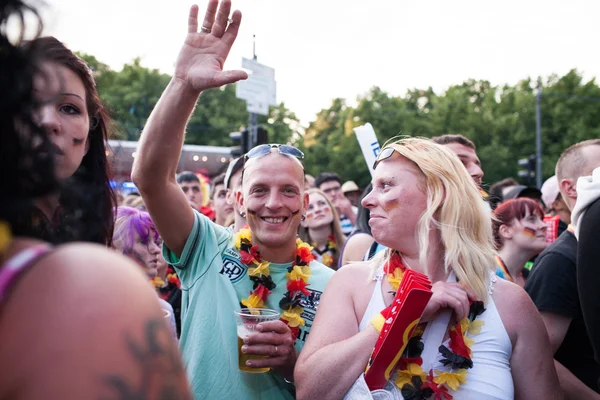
2;0;600;399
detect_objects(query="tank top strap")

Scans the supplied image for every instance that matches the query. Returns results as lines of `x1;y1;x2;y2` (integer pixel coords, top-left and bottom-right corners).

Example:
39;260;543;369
0;244;52;303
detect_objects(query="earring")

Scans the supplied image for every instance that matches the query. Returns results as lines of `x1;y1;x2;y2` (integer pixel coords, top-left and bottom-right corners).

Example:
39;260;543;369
301;215;306;221
240;211;246;218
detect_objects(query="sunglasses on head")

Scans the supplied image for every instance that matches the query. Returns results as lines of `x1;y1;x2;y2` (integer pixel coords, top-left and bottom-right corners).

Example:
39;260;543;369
373;146;402;169
245;144;305;163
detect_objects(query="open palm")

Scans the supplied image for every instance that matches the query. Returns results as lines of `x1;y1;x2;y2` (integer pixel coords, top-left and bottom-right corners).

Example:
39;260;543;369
174;0;247;92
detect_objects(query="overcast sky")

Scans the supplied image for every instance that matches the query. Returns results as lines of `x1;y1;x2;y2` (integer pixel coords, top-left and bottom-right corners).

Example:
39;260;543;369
41;0;600;125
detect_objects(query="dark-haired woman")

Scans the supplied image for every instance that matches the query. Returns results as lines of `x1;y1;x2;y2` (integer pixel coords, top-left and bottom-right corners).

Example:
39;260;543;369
22;36;116;245
0;2;191;398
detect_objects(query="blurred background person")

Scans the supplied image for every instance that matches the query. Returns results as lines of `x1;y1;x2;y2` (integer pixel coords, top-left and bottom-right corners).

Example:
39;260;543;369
541;175;570;243
492;198;548;287
431;134;484;190
209;173;233;227
341;180;362;208
176;171;214;220
502;184;544;207
315;172;357;236
304;173;315;190
0;1;190;397
122;193;146;211
298;189;346;269
223;156;246;231
488;177;519;210
112;206;177;338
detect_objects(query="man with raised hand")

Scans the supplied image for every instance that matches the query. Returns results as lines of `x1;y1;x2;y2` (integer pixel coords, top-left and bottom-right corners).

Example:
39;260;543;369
131;2;333;398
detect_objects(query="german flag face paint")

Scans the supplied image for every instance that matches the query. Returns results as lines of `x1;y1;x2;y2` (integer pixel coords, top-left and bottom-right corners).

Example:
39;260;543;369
523;227;536;238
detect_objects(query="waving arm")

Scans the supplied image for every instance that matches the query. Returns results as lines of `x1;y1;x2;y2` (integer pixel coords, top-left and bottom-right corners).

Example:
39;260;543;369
132;1;247;257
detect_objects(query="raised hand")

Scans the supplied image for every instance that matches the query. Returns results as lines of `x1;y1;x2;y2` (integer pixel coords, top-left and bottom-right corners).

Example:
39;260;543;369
174;0;248;93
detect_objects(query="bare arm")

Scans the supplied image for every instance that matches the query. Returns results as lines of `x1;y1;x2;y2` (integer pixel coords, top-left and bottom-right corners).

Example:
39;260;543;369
0;244;191;399
540;312;600;399
295;265;379;400
555;361;600;400
341;233;374;266
494;281;563;400
131;1;247;257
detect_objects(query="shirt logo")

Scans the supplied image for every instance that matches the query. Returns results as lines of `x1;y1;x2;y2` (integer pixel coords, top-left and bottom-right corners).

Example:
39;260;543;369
219;256;247;283
298;289;322;314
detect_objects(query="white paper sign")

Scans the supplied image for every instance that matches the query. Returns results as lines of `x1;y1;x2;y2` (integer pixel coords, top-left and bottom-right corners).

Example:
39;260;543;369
236;58;277;107
353;123;381;177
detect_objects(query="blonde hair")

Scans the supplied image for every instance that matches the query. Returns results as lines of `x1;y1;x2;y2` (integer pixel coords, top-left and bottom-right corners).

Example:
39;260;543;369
122;194;146;210
298;188;347;264
370;137;494;303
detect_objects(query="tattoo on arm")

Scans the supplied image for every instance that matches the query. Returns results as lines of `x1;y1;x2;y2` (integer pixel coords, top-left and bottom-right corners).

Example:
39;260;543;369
102;319;189;400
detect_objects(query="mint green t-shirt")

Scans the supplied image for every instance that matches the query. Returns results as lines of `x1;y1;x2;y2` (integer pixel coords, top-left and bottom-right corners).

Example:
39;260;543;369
163;210;334;399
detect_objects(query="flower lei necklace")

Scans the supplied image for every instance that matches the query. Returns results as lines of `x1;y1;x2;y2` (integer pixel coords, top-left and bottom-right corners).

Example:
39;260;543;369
383;251;486;399
312;234;337;268
234;227;315;341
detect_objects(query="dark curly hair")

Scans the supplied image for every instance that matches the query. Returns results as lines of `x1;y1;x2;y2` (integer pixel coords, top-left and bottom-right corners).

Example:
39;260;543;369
21;36;117;245
0;1;60;235
1;5;116;245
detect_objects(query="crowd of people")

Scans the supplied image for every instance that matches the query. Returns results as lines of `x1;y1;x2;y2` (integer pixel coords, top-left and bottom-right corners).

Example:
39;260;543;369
2;0;600;399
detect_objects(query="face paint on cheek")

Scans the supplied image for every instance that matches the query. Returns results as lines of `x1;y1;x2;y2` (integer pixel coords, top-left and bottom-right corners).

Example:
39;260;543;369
324;207;332;214
305;213;313;220
523;227;536;238
246;209;258;215
291;210;301;216
382;198;401;212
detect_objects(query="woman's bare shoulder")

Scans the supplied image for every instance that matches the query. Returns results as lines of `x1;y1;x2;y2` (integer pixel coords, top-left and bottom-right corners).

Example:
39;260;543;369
335;261;373;283
0;243;190;399
491;277;540;345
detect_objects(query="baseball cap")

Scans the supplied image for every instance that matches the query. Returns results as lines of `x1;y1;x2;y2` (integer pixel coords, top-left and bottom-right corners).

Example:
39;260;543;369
504;185;543;202
342;181;360;193
540;176;560;209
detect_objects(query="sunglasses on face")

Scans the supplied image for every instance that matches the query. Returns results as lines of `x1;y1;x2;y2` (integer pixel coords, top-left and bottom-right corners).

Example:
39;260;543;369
245;144;305;164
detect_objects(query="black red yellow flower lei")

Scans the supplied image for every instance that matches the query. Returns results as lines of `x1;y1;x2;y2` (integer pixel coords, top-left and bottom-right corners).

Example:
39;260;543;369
157;266;181;301
385;251;486;399
312;234;337;268
234;227;315;341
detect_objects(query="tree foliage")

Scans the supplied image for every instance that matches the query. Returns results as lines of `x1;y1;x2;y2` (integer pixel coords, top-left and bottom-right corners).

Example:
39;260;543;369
300;69;600;189
79;53;300;144
80;51;599;187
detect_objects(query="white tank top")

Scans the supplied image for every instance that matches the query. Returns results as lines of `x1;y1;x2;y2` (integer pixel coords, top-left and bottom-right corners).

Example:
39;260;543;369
358;267;514;400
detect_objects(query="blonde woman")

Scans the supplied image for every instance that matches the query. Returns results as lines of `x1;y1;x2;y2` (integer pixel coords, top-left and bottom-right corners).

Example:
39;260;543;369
299;188;347;269
295;137;561;399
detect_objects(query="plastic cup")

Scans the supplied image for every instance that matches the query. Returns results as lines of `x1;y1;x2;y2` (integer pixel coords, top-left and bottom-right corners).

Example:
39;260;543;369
234;308;280;373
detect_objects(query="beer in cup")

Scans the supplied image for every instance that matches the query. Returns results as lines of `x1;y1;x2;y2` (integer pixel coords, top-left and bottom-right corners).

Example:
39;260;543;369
234;308;280;373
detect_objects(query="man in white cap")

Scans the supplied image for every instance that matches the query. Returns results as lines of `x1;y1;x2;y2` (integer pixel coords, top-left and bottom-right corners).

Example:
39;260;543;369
341;181;362;208
540;175;570;243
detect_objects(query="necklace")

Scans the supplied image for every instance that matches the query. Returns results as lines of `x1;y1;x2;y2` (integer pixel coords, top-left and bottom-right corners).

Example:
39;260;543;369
312;234;337;268
234;227;315;341
385;251;485;399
